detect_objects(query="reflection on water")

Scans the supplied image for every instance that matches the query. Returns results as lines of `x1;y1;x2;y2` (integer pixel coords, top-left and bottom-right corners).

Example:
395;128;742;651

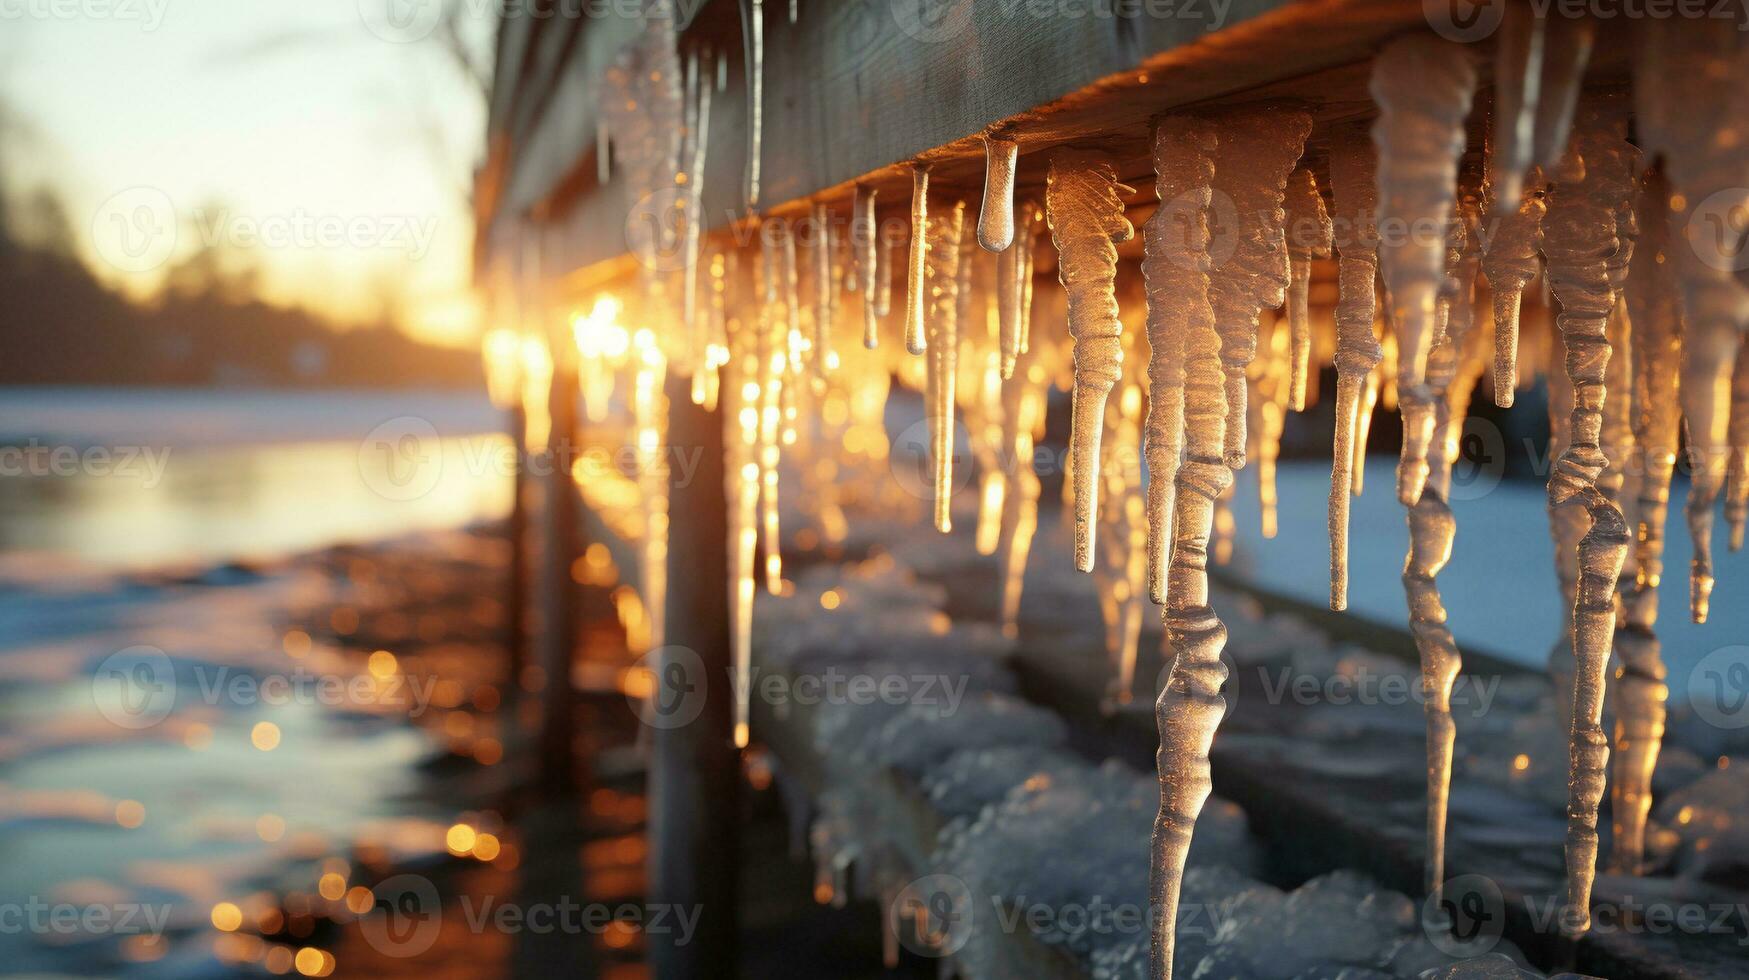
0;388;512;570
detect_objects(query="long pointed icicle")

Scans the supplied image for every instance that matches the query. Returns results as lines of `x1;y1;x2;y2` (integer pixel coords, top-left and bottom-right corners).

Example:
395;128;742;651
1328;129;1382;611
855;185;879;349
1728;345;1749;550
1047;148;1135;572
1283;167;1333;413
1484;169;1547;408
978;131;1018;252
1611;168;1678;876
1142;117;1218;605
904;163;932;355
742;0;763;211
926;201;967;532
1148;125;1227;980
1209;108;1313;470
1403;489;1462;909
758;220;787;593
1637;17;1749;622
810;203;833;384
1372;36;1476;507
1543;101;1638;940
726;259;762;749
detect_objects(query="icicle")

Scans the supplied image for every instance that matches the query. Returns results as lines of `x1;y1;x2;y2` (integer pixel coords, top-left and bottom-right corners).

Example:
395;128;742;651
727;259;762;748
877;220;899;319
1019;202;1043;355
904;163;931;355
1489;1;1543;215
1729;345;1749;550
1609;170;1676;877
1530;14;1595;173
758;222;787;593
1142;116;1218;604
1372;36;1476;508
1425;177;1486;501
1208;109;1313;470
998;238;1022;379
1149;147;1231;980
1047;148;1135;572
810;203;833;384
1254;312;1289;537
684;51;713;404
1353;364;1380;496
1561;489;1630;937
1098;356;1148;712
1543;102;1638;940
926;201;967;532
1635;17;1749;622
1403;488;1462;908
1328;128;1382;611
998;340;1051;639
741;0;763;211
1283;167;1333;413
1486;170;1547;408
854;185;879;349
978;131;1018;252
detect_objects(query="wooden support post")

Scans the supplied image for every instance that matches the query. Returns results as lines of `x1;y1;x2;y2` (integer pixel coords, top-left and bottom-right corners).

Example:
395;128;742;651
505;403;530;700
536;358;582;794
648;370;739;979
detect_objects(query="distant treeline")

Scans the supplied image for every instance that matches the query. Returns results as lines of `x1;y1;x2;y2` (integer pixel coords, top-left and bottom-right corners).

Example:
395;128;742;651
0;176;482;390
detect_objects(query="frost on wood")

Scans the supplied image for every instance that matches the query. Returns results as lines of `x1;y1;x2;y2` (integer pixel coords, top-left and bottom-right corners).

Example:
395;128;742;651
1046;147;1135;573
1327;128;1382;611
1370;36;1476;507
1612;168;1679;876
904;163;932;356
926;200;967;533
978;132;1018;252
1207;108;1312;471
1542;101;1638;940
1147;124;1231;980
1636;17;1749;624
1141;115;1219;605
1283;166;1333;413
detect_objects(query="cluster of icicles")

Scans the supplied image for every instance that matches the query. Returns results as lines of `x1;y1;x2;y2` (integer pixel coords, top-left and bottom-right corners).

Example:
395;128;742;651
573;10;1749;979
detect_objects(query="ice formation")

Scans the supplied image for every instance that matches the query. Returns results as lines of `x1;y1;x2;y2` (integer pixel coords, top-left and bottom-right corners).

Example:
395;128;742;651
809;203;833;384
1141;115;1218;606
1371;36;1476;507
904;163;932;356
1327;127;1382;611
1636;17;1749;624
1046;148;1135;572
854;184;879;349
1207;108;1312;471
1282;166;1332;412
978;131;1018;252
741;0;764;210
1598;171;1669;876
1146;114;1232;980
926;200;967;532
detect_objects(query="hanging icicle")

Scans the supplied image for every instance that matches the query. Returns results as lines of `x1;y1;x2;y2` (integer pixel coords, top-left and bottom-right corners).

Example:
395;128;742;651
978;130;1019;252
741;0;764;211
810;202;834;385
1371;36;1476;508
854;184;880;349
1283;167;1332;413
904;163;932;355
1208;108;1313;470
1328;128;1382;611
1149;120;1230;980
1046;148;1135;572
1142;116;1218;605
926;200;967;532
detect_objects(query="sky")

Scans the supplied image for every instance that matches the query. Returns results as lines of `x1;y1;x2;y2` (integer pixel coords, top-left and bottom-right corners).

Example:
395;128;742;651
0;0;496;348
